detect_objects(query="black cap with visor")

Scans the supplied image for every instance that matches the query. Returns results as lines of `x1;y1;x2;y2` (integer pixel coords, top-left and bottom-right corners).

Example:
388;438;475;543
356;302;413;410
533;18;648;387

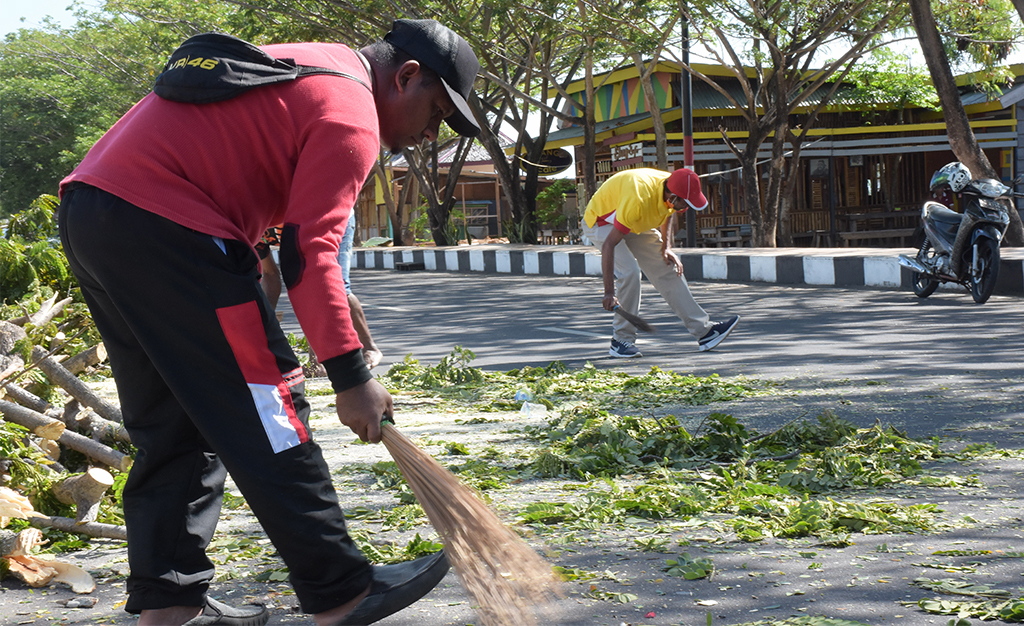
384;19;481;137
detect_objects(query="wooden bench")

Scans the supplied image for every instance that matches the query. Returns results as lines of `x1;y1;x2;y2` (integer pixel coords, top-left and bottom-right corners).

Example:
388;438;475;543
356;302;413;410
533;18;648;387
696;225;752;247
793;230;832;247
839;228;917;247
698;227;719;247
539;229;569;244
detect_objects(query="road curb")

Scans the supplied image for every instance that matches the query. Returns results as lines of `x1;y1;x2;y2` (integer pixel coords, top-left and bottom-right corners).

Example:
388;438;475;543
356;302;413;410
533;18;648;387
354;244;1024;296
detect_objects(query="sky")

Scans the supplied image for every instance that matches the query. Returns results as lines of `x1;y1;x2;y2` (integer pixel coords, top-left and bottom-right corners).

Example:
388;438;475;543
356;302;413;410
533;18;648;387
1;0;86;37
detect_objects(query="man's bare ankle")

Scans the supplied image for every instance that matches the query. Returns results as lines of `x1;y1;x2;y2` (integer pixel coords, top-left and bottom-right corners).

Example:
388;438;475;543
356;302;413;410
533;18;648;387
312;584;371;626
137;605;202;626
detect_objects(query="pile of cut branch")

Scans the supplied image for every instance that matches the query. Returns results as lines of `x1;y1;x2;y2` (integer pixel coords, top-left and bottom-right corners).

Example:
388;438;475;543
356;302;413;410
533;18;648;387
0;294;128;542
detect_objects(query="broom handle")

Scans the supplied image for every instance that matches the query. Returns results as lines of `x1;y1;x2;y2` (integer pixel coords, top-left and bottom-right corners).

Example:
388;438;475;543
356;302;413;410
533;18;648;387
612;305;656;333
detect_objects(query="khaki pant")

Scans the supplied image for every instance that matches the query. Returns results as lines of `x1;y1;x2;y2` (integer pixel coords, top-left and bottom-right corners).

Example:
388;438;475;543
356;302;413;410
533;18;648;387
583;222;712;344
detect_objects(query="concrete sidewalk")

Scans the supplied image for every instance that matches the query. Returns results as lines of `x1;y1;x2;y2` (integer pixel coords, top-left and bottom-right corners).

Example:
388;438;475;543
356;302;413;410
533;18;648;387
354;244;1024;296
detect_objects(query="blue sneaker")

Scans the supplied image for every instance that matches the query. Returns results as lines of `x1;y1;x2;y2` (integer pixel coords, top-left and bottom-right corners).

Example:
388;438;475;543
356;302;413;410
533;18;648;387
698;315;740;352
609;339;642;358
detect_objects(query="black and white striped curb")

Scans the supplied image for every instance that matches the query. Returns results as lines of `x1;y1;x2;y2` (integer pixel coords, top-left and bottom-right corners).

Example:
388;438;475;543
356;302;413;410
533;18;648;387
354;245;1024;296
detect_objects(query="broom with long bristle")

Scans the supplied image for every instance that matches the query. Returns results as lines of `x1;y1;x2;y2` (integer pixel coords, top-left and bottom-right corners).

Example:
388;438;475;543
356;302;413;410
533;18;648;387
380;422;563;626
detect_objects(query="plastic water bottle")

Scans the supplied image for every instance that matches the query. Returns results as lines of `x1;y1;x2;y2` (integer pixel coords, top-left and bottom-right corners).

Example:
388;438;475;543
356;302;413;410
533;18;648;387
514;387;533;416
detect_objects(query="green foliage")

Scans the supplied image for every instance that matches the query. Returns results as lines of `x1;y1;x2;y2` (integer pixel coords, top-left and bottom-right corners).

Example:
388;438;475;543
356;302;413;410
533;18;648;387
513;406;953;538
0;423;72;517
664;552;715;580
501;217;534;244
724;619;874;626
209;533;269;564
932;0;1020;75
382;350;772;413
379;504;426;530
529;411;757;477
914;577;1012;598
534;179;576;227
0;422;125;526
844;48;939;116
1;196;74;303
350;531;445;565
286;333;314;368
383;347;485;389
0;194;102;392
586;589;637;604
408;207;432;243
918;596;1024;621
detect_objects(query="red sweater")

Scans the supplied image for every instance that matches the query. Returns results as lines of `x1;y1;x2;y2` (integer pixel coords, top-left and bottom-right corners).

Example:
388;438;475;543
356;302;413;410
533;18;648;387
61;42;378;386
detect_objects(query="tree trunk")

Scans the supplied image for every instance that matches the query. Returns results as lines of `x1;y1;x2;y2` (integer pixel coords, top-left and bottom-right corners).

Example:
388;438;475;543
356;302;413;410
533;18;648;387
57;428;132;472
777;129;806;247
52;468;114;523
633;53;669;170
31;347;122;423
30;515;126;541
581;40;598;203
61;344;107;377
0;355;23;382
8;295;71;328
406;137;474;247
3;384;62;420
472;102;531;242
741;156;768;246
909;0;1024;245
0;400;66;440
725;123;773;246
400;173;420;245
0;320;28;354
762;121;790;246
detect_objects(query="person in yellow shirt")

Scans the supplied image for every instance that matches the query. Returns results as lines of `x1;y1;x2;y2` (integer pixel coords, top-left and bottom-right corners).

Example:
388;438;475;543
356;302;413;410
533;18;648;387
582;167;740;358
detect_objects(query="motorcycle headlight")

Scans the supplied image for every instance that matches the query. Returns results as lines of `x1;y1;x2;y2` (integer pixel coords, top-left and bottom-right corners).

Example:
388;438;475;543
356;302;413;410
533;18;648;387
973;179;1010;198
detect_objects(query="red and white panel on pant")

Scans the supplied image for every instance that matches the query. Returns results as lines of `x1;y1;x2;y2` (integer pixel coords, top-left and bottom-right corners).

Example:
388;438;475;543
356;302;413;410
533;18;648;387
216;301;310;453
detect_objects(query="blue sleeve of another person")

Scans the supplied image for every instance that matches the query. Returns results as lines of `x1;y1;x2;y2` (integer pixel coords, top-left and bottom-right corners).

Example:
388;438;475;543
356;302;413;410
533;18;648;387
337;216;355;296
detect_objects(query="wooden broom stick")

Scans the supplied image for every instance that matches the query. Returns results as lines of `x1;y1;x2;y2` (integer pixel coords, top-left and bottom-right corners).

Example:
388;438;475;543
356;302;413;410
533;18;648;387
613;305;656;333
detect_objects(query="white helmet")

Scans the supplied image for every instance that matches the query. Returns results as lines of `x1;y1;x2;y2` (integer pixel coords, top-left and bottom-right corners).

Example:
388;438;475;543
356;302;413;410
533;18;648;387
930;162;971;193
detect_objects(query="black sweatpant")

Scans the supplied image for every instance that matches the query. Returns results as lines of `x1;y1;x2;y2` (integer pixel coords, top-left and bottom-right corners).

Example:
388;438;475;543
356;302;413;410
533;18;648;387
58;185;371;614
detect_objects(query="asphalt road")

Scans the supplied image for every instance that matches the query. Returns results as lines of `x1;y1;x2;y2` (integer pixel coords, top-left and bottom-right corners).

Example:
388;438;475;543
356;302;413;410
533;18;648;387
4;270;1024;626
312;269;1024;439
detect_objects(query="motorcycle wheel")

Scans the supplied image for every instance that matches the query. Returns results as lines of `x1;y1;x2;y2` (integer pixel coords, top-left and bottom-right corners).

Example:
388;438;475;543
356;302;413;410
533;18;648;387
969;238;1000;304
911;239;939;298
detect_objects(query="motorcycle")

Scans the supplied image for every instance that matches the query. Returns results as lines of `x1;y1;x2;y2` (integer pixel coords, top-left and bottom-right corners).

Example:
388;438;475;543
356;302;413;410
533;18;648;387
898;162;1021;304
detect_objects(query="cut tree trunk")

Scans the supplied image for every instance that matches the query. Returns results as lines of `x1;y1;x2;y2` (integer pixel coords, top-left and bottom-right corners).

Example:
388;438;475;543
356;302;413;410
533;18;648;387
31;347;123;423
61;344;107;376
8;295;72;328
82;412;131;446
29;514;127;541
36;440;62;464
60;399;131;445
0;400;67;440
3;384;64;420
1;400;129;469
56;429;132;472
52;468;114;524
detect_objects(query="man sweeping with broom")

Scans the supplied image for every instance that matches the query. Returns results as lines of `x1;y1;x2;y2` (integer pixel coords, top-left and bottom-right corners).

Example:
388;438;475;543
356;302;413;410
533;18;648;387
59;19;479;626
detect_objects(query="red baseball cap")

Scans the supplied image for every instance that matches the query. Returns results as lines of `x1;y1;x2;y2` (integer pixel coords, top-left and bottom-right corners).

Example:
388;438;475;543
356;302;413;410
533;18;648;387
666;168;708;211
